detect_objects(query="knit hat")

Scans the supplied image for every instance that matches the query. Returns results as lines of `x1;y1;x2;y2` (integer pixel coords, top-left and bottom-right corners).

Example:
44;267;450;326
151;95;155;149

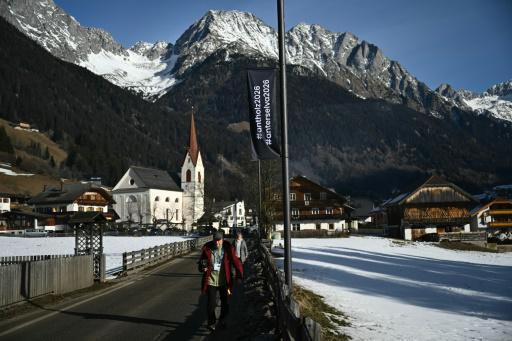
214;231;223;241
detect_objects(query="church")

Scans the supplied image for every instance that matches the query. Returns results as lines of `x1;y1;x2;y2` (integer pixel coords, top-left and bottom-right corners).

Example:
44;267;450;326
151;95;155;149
112;113;205;230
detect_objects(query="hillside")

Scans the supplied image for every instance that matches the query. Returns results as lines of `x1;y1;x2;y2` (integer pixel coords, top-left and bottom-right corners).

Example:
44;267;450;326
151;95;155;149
1;15;511;202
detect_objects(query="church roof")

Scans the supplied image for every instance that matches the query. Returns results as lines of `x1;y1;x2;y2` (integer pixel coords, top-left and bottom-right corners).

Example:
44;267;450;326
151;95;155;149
188;112;199;166
130;166;181;191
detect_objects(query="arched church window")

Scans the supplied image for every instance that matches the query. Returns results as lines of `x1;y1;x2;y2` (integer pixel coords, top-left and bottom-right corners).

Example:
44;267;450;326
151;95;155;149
175;198;179;203
126;195;137;203
198;172;202;183
165;197;170;202
155;196;160;202
186;170;191;182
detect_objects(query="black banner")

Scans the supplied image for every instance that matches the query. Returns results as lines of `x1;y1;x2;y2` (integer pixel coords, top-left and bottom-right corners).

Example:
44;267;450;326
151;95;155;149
247;69;280;160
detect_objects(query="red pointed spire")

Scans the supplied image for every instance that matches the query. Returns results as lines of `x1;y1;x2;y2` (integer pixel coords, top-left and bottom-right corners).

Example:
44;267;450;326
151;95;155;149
188;110;199;166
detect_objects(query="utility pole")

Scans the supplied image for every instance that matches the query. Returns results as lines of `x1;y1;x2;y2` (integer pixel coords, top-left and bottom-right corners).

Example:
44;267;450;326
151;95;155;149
277;0;292;288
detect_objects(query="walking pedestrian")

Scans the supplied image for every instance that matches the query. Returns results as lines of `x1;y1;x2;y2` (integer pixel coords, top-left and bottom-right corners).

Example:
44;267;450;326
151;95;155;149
234;230;248;264
198;231;243;331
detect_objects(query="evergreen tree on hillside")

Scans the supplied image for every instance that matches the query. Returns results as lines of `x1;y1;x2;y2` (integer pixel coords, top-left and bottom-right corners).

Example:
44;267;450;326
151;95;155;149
0;126;14;154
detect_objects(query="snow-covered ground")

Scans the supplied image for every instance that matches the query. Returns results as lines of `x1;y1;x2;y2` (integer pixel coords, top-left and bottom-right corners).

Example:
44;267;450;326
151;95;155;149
273;236;512;341
0;236;191;271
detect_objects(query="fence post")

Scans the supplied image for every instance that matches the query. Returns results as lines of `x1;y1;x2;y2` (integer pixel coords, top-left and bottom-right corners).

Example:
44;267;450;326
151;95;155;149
100;254;106;282
122;252;127;271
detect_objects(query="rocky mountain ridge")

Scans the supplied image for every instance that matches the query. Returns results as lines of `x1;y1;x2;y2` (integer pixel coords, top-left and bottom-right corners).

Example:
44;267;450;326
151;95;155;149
0;2;453;114
436;80;512;122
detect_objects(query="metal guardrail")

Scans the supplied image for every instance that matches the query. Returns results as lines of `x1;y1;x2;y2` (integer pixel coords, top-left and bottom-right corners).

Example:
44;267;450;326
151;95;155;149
259;240;323;341
121;236;213;274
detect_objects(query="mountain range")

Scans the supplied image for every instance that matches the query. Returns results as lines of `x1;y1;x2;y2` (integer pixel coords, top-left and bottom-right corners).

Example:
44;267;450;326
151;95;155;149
0;0;511;200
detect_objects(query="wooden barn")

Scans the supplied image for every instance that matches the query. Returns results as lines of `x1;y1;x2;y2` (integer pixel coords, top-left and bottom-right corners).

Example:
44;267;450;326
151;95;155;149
387;175;477;240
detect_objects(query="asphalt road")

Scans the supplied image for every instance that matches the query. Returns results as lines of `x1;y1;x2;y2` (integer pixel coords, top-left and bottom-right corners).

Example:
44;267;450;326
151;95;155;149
0;252;229;341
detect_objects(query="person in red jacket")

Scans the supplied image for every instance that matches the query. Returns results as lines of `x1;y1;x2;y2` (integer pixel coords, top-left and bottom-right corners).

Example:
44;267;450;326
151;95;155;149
199;231;243;331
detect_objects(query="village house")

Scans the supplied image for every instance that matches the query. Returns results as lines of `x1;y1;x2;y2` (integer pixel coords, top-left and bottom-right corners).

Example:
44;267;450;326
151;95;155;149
385;175;477;240
210;200;246;234
0;193;10;213
26;182;115;232
273;176;354;232
112;113;204;230
470;198;512;241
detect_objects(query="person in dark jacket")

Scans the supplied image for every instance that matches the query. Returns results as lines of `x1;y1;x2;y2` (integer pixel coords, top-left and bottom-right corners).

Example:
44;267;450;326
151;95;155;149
199;231;243;331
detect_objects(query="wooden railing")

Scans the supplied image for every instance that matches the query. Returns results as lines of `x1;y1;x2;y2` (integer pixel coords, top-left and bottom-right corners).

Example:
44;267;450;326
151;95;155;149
259;240;323;341
122;236;212;273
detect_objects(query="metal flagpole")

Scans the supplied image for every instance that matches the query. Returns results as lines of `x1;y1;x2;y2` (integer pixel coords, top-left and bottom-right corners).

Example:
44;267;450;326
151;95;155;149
277;0;292;288
258;160;263;237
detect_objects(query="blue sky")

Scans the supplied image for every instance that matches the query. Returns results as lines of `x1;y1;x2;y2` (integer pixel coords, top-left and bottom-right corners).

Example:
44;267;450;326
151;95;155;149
54;0;511;93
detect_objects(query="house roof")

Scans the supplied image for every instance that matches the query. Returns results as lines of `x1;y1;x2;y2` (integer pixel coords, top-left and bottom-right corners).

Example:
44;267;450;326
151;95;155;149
28;183;114;205
211;201;238;213
396;175;475;205
470;198;512;216
130;166;181;191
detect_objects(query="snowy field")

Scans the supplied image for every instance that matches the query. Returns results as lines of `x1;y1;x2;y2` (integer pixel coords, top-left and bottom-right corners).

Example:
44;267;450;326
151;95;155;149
273;236;512;341
0;236;191;271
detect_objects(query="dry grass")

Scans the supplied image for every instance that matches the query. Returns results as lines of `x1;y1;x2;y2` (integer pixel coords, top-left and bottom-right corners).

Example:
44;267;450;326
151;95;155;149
0;173;61;196
293;285;351;340
437;240;498;253
0;119;67;164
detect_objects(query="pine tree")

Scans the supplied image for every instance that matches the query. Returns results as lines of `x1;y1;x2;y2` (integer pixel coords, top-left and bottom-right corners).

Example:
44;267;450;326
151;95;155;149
0;126;14;154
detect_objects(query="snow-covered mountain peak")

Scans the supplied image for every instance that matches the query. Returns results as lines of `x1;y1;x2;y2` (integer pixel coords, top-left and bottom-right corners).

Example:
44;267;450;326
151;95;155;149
173;10;278;75
438;80;512;123
0;0;126;63
130;41;172;60
485;80;512;98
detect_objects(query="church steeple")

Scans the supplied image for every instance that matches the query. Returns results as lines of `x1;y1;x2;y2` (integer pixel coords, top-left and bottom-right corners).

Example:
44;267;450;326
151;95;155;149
188;111;199;166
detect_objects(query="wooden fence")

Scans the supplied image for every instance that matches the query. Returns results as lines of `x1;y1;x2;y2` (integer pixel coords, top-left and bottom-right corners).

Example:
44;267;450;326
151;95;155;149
259;241;323;341
122;236;212;273
0;255;93;308
0;254;74;265
438;232;487;242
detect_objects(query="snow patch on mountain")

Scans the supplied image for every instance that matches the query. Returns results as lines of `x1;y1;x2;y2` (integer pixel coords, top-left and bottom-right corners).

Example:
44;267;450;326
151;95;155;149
80;48;179;100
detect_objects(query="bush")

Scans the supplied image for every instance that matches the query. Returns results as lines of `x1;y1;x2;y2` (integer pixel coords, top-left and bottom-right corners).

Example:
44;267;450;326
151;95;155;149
290;229;350;238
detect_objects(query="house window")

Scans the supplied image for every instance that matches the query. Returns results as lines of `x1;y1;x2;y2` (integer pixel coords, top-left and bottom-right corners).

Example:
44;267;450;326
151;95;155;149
3;198;9;203
239;209;242;215
96;207;102;212
290;193;296;201
320;192;327;200
326;208;333;215
155;196;160;202
176;209;179;218
329;223;334;230
87;207;94;212
292;223;301;231
312;208;319;215
198;172;202;183
316;223;321;230
78;206;84;212
175;198;179;203
304;193;311;201
165;197;170;202
273;193;280;200
129;178;135;186
291;208;299;217
186;170;191;182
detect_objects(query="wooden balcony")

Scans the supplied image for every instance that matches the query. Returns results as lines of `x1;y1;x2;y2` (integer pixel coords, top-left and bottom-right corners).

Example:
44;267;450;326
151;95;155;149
489;210;512;215
489;221;512;228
